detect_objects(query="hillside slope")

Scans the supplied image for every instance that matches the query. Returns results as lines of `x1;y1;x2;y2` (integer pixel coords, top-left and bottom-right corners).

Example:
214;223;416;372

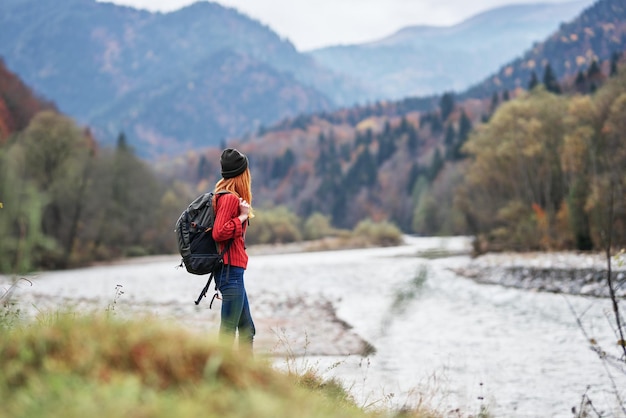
0;0;365;157
0;58;56;144
309;0;594;100
463;0;626;98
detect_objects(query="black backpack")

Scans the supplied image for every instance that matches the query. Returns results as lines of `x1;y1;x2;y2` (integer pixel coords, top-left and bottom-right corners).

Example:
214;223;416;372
175;191;232;305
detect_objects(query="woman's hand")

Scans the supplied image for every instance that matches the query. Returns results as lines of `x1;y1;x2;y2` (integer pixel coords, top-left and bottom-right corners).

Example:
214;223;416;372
238;198;250;223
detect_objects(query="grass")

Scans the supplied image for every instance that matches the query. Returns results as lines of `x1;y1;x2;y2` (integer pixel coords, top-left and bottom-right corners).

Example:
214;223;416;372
0;312;364;418
0;309;469;418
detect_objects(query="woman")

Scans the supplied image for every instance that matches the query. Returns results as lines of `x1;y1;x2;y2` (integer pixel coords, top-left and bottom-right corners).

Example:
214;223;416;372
212;148;255;352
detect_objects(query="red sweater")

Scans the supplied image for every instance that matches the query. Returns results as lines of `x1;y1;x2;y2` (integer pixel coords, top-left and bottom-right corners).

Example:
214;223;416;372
212;193;248;269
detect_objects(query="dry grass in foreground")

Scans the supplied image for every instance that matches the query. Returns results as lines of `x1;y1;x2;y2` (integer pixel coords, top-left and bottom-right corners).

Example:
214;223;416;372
0;312;459;418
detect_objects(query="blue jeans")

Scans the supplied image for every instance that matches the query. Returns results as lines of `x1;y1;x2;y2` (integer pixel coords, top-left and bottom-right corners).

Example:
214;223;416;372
215;266;255;349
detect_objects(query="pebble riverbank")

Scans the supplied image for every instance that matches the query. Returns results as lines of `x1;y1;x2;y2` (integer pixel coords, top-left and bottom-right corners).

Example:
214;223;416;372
449;251;626;298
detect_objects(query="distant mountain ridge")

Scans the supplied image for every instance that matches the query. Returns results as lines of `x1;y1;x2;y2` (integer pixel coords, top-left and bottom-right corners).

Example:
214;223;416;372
0;0;604;158
309;0;595;100
0;0;366;157
463;0;626;98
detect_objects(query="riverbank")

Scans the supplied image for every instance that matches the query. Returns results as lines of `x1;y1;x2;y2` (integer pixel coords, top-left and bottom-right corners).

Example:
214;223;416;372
449;251;626;298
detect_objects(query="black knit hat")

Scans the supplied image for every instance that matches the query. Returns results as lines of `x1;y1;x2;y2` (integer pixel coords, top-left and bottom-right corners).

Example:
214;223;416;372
220;148;248;179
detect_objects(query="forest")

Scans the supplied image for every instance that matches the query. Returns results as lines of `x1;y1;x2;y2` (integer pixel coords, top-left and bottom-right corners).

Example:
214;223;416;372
1;53;626;274
164;57;626;254
460;69;626;252
0;115;178;273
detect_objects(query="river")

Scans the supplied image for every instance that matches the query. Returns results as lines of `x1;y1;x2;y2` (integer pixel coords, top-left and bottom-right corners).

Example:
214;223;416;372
2;236;625;417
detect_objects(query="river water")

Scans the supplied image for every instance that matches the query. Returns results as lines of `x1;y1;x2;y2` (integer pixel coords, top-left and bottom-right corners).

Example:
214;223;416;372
3;236;625;417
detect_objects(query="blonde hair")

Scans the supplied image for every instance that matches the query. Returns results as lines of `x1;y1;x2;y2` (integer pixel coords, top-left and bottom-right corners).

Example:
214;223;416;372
214;167;254;218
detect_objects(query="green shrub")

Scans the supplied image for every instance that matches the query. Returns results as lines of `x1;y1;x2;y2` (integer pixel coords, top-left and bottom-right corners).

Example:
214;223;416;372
303;212;336;240
353;219;403;247
246;206;303;245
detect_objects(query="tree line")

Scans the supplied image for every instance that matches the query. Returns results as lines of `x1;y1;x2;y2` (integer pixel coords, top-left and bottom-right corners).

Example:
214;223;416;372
0;109;402;274
0;111;189;273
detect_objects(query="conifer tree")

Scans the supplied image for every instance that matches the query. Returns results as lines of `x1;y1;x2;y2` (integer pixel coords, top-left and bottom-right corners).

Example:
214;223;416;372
587;60;601;79
610;51;620;76
197;155;209;181
575;70;587;93
377;131;396;164
271;148;295;179
430;113;443;134
528;71;539;90
407;127;419;154
542;64;561;94
439;92;455;121
406;162;421;193
428;148;444;181
458;111;472;141
444;124;456;160
490;92;500;114
315;133;327;174
399;116;410;134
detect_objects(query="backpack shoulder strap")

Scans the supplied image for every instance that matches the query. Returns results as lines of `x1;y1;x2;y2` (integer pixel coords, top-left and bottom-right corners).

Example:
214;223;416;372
212;191;235;254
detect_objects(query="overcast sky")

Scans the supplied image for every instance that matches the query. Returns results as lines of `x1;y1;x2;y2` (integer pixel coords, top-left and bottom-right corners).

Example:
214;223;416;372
101;0;592;51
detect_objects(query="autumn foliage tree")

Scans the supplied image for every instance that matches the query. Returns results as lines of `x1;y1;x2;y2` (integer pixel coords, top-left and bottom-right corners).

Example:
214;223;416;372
0;59;56;145
458;66;626;252
0;111;178;273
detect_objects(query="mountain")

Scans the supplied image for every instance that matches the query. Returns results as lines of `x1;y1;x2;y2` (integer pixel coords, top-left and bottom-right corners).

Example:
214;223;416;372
308;0;594;100
463;0;626;98
0;0;366;157
258;0;625;136
0;0;611;159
